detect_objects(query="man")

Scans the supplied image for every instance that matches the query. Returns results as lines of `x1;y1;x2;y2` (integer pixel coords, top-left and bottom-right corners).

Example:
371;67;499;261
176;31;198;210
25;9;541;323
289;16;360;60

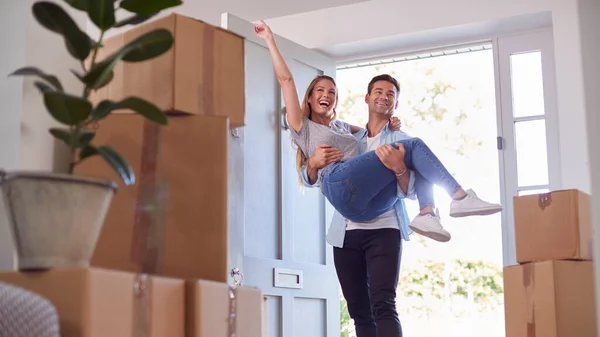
302;74;420;337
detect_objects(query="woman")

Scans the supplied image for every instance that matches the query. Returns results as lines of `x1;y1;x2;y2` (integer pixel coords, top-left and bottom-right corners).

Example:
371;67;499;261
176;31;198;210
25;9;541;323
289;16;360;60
255;21;502;232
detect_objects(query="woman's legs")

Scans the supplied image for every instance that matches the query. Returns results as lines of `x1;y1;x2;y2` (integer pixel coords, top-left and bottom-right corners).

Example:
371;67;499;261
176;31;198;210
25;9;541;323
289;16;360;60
397;138;502;218
321;136;460;221
399;137;463;199
321;136;502;225
321;150;398;221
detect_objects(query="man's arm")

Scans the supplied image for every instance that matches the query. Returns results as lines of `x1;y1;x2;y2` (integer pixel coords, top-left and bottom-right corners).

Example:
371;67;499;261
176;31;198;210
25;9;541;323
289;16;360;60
394;163;410;195
375;142;416;200
306;160;319;185
300;164;319;187
389;131;416;200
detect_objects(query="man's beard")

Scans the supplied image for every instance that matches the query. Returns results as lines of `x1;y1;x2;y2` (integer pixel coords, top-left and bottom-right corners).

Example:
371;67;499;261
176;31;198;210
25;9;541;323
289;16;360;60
372;104;393;117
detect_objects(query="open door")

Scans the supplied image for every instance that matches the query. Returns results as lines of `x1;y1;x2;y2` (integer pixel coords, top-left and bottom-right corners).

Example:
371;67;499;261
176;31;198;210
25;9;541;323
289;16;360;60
222;13;339;337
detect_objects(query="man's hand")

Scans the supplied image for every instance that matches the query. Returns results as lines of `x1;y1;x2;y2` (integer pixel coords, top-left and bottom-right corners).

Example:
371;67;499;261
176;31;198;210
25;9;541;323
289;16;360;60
389;116;402;131
375;143;407;174
308;144;344;169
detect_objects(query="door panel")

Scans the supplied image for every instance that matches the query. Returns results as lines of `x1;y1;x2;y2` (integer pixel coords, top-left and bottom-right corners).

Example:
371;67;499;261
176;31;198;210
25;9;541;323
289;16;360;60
294;298;327;337
243;41;281;260
221;13;339;337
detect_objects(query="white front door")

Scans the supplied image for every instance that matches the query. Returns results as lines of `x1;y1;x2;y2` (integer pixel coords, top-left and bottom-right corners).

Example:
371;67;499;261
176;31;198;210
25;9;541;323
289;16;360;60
222;13;339;337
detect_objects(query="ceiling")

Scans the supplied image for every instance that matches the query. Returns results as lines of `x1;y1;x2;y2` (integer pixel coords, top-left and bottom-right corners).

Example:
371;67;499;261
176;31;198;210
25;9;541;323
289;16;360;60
163;0;373;26
92;0;552;62
264;0;553;61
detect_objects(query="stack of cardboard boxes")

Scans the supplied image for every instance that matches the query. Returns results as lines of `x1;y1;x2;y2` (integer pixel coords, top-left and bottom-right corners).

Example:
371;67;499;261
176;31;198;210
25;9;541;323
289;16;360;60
504;189;597;337
0;13;266;337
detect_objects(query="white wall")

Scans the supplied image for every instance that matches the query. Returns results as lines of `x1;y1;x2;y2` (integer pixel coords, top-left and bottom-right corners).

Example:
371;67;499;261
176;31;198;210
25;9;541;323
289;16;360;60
19;1;85;173
0;0;29;270
551;0;591;193
0;0;85;270
578;0;600;325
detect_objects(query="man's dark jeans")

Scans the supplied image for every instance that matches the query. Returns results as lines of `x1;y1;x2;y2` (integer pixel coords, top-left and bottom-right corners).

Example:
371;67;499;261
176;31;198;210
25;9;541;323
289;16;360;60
334;228;402;337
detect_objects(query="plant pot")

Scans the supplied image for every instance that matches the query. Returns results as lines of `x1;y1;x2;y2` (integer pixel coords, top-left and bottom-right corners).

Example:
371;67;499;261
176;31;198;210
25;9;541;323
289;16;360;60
0;171;117;270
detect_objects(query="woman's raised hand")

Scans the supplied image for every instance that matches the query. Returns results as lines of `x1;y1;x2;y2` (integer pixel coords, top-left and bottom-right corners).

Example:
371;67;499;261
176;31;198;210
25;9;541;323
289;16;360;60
254;20;274;41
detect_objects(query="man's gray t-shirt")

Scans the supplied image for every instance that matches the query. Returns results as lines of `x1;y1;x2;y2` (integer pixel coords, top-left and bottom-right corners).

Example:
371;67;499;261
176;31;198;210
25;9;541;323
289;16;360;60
289;116;360;174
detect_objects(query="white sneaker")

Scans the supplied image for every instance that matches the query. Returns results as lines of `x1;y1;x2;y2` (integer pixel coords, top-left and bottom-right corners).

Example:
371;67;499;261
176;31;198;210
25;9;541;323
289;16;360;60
409;209;451;243
449;189;503;218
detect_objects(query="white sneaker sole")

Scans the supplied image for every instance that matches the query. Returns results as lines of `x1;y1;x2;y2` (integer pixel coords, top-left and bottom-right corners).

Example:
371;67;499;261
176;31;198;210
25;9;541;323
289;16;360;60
409;224;451;242
449;205;503;218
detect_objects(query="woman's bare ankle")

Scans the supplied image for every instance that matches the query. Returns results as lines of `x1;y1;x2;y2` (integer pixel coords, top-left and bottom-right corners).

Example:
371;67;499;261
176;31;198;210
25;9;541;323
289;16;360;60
452;189;467;200
419;206;435;215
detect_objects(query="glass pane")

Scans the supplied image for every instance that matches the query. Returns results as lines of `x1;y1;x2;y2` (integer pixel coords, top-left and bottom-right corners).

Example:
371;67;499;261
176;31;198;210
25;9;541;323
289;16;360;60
515;120;549;187
510;51;545;118
518;188;550;196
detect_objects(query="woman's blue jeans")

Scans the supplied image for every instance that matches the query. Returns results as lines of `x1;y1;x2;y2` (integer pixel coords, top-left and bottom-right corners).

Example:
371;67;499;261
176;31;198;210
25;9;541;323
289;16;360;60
320;137;461;222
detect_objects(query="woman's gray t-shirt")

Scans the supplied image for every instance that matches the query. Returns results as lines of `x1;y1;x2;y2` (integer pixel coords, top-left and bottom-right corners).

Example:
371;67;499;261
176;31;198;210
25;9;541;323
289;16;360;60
289;116;360;172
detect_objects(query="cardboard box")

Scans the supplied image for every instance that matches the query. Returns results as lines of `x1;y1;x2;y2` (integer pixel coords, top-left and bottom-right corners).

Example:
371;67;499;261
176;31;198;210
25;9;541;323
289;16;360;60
503;261;597;337
0;268;185;337
75;114;230;282
90;13;245;127
186;280;264;337
513;189;592;263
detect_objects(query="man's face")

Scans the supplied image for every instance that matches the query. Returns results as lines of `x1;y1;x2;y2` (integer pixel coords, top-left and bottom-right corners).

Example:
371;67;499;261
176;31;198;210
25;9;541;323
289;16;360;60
365;80;399;117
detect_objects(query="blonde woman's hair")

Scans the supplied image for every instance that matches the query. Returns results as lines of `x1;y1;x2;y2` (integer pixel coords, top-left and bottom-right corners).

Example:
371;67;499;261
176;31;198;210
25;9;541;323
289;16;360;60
293;75;339;186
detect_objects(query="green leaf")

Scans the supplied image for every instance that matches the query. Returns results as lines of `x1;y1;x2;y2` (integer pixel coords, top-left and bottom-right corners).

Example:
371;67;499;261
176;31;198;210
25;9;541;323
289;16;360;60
49;128;94;148
32;1;92;61
79;145;98;160
92;97;168;124
9;67;63;91
121;29;174;62
72;68;114;89
120;0;182;16
78;145;136;186
88;0;115;31
82;58;115;89
70;69;84;81
83;29;173;87
49;128;72;146
78;131;95;147
34;81;56;94
62;0;88;11
83;145;135;185
113;13;157;28
43;92;92;125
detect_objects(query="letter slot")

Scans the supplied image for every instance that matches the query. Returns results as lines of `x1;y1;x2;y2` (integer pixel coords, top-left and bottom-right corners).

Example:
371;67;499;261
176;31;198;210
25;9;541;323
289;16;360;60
273;268;303;289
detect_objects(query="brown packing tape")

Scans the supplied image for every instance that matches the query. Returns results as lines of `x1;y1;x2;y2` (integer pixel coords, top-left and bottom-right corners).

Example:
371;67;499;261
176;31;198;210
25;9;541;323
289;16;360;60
131;120;167;274
522;264;536;337
527;313;536;337
522;263;534;287
538;192;552;210
200;25;215;116
133;274;153;337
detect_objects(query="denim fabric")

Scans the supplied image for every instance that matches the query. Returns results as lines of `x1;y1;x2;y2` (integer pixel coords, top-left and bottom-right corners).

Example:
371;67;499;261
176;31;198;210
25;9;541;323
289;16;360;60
321;137;461;222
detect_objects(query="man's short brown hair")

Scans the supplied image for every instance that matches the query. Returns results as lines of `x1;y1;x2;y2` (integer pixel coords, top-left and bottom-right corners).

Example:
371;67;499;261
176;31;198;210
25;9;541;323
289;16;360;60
367;74;400;95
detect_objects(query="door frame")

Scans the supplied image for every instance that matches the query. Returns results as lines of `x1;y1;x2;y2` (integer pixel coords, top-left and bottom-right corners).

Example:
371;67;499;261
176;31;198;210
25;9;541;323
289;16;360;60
493;28;561;267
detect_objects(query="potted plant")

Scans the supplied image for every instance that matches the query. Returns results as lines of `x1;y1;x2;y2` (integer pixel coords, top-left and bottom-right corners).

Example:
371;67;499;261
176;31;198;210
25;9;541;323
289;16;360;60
3;0;182;270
